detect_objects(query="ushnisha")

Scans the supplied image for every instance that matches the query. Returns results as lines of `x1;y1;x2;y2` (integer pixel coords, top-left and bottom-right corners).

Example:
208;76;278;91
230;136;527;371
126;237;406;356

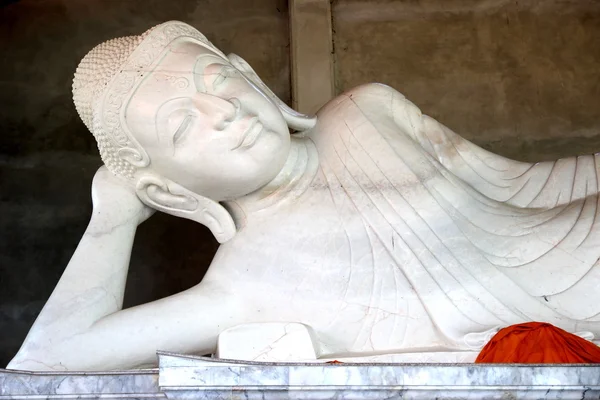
9;21;600;371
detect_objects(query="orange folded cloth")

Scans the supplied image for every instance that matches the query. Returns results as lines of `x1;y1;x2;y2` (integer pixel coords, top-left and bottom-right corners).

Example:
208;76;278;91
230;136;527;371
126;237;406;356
475;322;600;363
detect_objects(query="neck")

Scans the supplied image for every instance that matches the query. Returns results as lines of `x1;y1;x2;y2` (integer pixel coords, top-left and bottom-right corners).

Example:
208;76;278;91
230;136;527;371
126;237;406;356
224;136;319;223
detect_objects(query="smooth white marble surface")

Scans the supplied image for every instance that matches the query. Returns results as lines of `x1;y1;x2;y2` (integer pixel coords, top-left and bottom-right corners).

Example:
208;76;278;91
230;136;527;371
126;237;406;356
216;322;319;361
321;351;479;363
8;20;600;371
216;323;480;363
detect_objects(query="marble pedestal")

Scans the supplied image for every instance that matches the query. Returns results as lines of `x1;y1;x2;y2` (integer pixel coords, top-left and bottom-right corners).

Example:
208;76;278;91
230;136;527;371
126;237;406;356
2;352;600;399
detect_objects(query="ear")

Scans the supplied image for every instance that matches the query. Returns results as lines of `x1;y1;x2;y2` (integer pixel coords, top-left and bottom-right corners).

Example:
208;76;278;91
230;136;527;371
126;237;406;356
135;173;236;243
227;53;317;132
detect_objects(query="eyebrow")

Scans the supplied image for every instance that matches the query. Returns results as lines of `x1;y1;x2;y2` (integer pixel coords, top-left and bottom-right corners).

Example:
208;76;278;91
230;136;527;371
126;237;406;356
153;73;191;90
172;114;193;145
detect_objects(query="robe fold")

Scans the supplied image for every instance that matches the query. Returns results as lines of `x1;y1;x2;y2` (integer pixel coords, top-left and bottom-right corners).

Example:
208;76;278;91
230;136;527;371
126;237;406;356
310;83;600;348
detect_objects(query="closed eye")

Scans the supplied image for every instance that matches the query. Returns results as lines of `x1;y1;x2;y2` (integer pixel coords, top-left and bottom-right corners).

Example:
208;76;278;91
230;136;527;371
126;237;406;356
211;65;240;90
173;114;193;144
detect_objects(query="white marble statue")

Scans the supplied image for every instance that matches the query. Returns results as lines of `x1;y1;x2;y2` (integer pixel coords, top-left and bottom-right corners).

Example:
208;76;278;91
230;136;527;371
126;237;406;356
7;21;600;371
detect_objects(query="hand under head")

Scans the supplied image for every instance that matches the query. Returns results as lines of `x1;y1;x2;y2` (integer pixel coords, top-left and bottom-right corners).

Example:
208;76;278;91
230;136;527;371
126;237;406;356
73;21;316;242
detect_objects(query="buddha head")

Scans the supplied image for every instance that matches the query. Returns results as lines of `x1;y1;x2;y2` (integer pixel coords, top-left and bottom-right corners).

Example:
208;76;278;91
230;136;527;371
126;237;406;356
73;21;315;242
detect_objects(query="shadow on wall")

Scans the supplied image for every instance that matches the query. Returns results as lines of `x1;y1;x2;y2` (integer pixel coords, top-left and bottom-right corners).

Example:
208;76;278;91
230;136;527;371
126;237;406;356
0;0;289;367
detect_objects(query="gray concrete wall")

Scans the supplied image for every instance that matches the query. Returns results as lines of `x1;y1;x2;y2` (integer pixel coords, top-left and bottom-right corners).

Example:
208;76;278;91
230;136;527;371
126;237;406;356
0;0;289;366
332;0;600;161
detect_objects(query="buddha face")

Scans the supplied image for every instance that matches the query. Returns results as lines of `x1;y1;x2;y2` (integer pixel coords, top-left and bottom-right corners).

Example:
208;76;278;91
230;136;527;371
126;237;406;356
124;39;290;201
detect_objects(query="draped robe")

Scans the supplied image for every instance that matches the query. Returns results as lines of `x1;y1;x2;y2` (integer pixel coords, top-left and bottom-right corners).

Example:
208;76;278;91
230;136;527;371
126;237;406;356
305;83;600;349
215;83;600;357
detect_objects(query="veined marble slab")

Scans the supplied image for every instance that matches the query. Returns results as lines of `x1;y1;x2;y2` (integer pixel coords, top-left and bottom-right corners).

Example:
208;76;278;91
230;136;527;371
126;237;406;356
158;352;600;400
2;353;600;399
0;367;163;399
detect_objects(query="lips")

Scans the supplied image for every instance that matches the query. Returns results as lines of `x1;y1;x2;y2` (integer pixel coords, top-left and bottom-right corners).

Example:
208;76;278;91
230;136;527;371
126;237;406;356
232;117;263;150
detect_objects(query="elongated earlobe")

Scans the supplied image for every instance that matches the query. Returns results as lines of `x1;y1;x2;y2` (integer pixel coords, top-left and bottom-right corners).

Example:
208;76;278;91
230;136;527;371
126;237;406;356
135;174;236;243
227;53;317;132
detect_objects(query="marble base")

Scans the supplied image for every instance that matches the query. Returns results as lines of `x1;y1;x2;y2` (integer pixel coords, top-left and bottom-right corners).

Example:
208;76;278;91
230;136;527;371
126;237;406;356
1;352;600;399
0;367;162;399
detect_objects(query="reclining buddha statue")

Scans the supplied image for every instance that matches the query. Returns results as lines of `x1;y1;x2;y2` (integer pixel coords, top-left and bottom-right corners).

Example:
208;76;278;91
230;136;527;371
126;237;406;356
7;21;600;371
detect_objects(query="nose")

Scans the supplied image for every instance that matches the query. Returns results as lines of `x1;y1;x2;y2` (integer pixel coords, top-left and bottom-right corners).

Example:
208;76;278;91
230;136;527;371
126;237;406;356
192;94;238;130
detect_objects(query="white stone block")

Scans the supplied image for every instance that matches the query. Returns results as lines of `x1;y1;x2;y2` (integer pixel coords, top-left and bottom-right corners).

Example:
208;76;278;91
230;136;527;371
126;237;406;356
216;322;318;362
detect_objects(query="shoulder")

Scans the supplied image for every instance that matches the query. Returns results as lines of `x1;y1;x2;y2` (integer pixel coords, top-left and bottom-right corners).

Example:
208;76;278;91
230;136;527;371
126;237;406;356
331;83;406;106
317;83;406;117
312;82;426;142
320;83;418;123
311;84;407;140
325;83;411;117
343;82;402;98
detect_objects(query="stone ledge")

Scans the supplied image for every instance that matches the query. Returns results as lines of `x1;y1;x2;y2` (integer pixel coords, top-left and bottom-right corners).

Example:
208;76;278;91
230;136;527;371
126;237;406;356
0;366;162;399
1;352;599;399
